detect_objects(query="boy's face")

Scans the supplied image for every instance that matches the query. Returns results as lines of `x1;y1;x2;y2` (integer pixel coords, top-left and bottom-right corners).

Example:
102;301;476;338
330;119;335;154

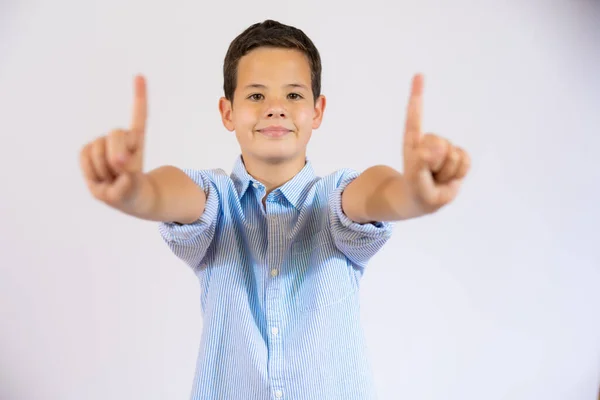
219;47;326;166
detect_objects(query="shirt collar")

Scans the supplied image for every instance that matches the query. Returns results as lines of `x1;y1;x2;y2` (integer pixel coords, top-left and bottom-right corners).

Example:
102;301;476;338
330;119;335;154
230;154;316;210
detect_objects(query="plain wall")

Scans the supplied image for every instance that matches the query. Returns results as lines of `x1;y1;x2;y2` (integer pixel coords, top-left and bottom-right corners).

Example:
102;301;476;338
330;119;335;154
1;0;599;399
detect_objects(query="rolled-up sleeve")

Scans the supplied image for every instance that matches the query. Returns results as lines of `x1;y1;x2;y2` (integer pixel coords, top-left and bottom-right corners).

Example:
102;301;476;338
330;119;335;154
158;169;220;270
328;169;394;271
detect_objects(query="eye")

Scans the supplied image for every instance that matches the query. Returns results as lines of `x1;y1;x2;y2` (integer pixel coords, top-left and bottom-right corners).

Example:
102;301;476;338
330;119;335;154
288;93;303;100
248;93;264;101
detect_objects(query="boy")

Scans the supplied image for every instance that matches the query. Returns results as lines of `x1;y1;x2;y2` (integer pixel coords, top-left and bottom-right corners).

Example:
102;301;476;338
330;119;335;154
79;19;470;400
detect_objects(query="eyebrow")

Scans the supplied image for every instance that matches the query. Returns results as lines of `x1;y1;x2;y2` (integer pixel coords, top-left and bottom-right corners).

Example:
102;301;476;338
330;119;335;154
243;83;309;91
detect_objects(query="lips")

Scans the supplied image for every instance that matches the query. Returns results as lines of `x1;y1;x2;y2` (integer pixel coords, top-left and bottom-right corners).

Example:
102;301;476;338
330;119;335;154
257;126;292;138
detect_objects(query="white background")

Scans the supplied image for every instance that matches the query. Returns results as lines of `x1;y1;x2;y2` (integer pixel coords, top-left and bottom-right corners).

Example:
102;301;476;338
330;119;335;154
1;0;599;399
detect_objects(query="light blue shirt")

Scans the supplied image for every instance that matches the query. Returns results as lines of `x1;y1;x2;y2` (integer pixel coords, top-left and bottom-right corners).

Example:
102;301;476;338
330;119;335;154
158;155;394;400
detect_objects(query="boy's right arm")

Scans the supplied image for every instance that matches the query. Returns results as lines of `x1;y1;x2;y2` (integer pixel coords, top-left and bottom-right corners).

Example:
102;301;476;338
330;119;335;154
79;75;205;224
144;165;206;224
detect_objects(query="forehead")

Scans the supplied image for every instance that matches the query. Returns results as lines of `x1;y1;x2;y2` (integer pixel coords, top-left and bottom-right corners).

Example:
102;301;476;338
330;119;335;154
236;47;311;87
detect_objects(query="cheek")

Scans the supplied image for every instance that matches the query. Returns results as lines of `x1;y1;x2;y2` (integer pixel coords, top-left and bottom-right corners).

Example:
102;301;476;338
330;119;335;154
234;108;259;129
294;106;314;126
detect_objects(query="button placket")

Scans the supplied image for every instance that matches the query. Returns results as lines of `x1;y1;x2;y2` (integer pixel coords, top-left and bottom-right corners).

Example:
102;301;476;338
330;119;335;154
265;196;284;393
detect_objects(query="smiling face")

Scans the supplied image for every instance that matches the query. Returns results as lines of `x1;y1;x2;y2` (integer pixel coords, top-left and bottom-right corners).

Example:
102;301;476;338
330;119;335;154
219;46;326;166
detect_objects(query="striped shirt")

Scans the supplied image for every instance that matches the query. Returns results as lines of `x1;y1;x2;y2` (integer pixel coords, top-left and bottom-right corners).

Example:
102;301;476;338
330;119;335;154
158;155;394;400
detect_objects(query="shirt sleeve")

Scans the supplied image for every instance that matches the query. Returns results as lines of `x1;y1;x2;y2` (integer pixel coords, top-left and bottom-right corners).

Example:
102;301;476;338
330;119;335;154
328;169;394;271
158;169;220;271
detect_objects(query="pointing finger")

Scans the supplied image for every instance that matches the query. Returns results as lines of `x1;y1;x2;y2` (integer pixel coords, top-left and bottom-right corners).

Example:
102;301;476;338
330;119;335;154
404;73;424;149
128;74;147;150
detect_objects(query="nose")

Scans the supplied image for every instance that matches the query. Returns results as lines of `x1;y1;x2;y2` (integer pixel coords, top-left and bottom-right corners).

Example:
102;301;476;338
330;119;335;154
264;100;287;118
267;110;286;118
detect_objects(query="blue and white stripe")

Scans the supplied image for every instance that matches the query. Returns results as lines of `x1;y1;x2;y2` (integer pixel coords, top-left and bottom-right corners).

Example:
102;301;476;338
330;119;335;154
159;155;394;400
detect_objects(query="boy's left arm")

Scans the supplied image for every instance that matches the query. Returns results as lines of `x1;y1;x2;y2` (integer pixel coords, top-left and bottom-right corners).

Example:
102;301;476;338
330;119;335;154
341;74;471;224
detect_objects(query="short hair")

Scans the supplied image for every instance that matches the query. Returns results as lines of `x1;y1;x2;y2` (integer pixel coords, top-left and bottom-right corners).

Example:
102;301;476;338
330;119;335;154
223;20;322;103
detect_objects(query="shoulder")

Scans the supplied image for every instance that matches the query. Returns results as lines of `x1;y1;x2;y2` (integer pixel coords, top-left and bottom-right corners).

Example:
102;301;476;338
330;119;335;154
313;167;361;193
178;167;233;191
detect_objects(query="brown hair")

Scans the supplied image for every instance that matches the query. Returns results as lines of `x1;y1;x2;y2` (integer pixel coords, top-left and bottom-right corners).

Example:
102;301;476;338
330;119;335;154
222;20;322;104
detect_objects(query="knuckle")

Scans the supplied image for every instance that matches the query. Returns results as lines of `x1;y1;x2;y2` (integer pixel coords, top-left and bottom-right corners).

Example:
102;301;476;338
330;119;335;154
107;150;120;164
109;128;124;137
463;152;471;167
79;144;90;163
423;133;436;142
94;134;106;145
80;142;90;154
91;138;105;155
450;149;460;162
108;129;126;143
108;157;120;169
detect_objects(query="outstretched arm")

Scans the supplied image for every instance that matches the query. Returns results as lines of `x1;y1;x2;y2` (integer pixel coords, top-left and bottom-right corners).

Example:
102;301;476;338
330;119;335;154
341;74;471;223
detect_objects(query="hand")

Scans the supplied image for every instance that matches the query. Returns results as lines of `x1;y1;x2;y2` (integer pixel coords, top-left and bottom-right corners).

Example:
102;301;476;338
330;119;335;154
402;74;471;214
80;74;152;214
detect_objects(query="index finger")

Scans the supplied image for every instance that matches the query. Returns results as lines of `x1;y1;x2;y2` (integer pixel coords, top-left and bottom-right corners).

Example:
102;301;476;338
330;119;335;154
130;74;147;138
404;73;424;149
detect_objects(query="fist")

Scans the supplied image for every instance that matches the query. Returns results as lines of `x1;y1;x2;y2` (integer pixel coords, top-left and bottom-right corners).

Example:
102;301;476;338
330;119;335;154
80;75;149;211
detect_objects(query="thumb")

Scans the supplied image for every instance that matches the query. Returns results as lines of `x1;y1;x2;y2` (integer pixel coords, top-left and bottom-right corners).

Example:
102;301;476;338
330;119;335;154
405;147;439;206
106;171;146;208
105;172;135;205
421;145;447;172
406;145;435;177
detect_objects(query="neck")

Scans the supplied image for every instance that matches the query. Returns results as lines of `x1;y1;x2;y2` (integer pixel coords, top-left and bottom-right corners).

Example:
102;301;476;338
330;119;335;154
241;153;306;194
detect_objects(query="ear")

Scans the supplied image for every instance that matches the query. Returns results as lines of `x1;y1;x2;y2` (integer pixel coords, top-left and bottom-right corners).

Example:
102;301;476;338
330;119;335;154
312;95;326;129
219;97;235;131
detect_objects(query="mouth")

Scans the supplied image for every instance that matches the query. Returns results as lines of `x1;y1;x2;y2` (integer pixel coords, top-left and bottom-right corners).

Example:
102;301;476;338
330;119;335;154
256;127;293;138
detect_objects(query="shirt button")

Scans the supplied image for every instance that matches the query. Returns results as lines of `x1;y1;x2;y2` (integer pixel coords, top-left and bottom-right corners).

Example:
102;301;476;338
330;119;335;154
271;327;279;335
252;182;259;188
270;269;278;277
275;390;283;398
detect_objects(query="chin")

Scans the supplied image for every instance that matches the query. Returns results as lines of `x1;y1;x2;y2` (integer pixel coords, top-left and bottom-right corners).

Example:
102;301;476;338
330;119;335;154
253;149;302;165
